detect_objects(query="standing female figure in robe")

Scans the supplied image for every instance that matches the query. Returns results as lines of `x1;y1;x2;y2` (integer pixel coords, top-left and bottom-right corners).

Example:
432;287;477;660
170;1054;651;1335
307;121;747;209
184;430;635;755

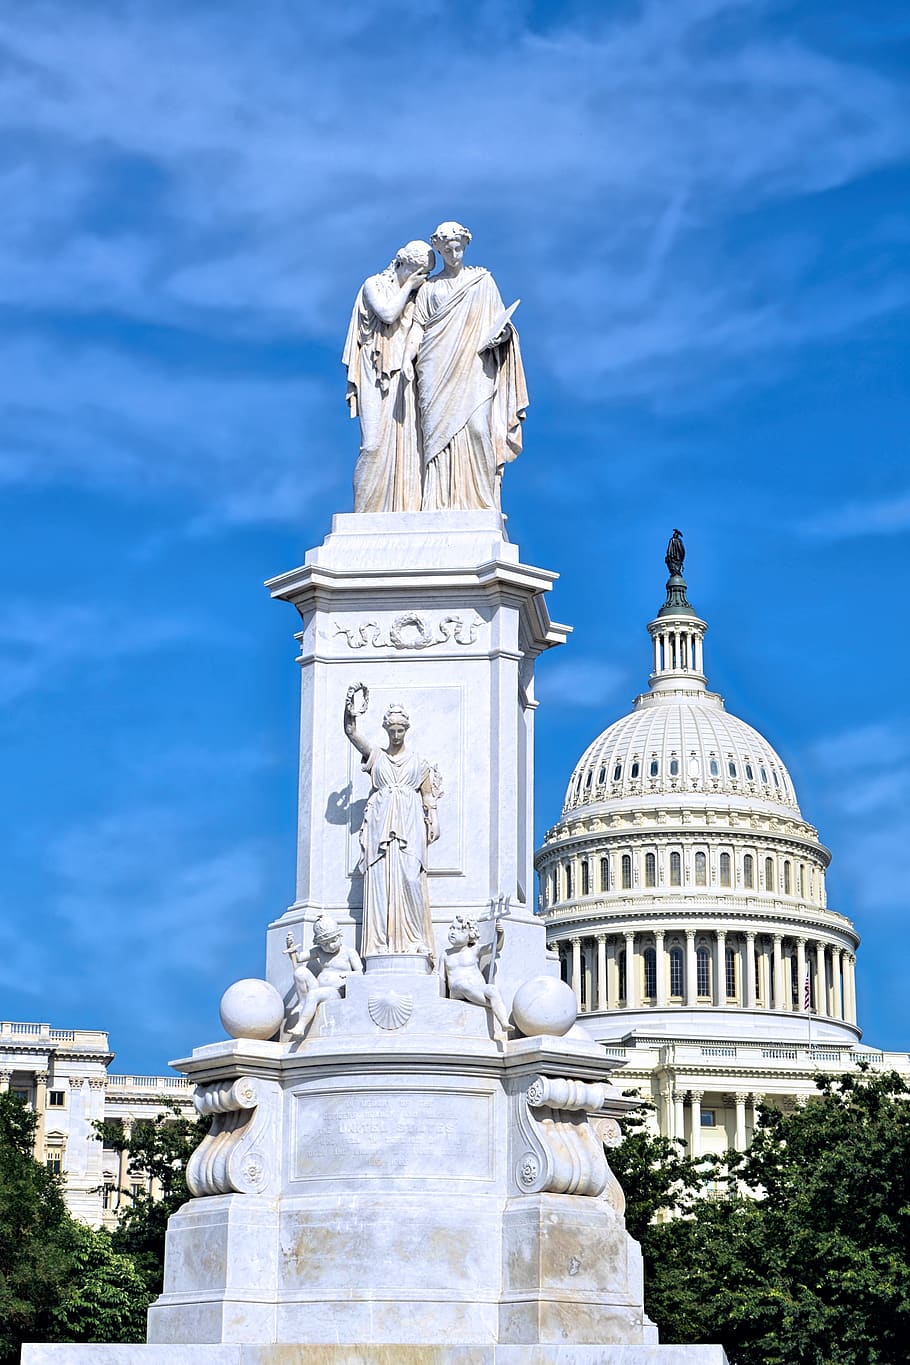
343;687;441;960
409;221;528;511
343;240;435;513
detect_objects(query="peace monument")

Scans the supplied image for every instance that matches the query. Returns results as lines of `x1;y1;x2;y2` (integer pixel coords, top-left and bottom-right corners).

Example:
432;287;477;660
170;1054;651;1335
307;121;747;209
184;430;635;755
23;225;726;1363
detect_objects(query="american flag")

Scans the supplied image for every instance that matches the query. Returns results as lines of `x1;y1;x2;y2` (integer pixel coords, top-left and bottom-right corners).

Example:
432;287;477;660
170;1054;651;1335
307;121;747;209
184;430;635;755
804;972;811;1011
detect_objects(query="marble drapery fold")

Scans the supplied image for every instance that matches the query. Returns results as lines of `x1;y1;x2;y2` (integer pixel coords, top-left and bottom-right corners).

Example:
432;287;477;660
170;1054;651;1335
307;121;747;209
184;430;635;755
359;747;436;957
413;267;528;511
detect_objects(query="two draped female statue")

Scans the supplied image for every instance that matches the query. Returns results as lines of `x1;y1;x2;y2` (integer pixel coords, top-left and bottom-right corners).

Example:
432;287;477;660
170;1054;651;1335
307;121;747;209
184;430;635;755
343;222;528;513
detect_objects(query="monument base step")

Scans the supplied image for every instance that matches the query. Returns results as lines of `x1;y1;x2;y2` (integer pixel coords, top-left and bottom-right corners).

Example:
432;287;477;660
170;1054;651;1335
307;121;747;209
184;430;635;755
22;1344;728;1363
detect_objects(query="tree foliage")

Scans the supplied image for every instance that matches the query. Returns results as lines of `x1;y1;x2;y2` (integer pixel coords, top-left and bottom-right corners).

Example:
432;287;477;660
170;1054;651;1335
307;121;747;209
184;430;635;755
95;1104;209;1296
613;1067;910;1365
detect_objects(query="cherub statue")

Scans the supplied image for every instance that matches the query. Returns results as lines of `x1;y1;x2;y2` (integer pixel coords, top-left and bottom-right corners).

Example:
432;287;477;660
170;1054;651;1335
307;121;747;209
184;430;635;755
440;913;510;1031
283;914;363;1038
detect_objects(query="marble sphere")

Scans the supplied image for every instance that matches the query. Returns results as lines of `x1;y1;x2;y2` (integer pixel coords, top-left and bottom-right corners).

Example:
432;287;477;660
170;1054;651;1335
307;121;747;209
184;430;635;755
511;975;577;1038
219;978;285;1041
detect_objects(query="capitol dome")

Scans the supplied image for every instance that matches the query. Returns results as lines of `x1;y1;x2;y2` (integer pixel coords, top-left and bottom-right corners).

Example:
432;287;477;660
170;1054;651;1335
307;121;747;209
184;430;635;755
535;536;859;1058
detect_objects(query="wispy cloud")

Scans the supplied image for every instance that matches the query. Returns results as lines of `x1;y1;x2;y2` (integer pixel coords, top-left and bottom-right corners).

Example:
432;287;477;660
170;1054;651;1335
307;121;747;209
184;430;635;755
798;493;910;541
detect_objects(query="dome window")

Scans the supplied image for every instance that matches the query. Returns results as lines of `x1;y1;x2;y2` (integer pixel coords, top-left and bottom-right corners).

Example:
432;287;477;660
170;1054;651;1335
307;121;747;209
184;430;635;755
772;769;780;788
688;755;700;778
728;760;737;779
670;851;682;887
720;852;732;887
630;758;640;779
745;762;754;780
645;852;656;887
696;945;711;997
565;863;574;898
649;757;659;777
585;770;593;788
695;851;707;886
643;947;657;1000
618;949;627;1001
760;765;768;783
743;854;754;889
669;755;680;777
598;766;606;785
621;854;632;890
709;757;720;777
599;856;610;892
725;946;737;999
764;856;775;891
613;762;623;782
783;860;791;895
581;860;590;896
669;946;683;997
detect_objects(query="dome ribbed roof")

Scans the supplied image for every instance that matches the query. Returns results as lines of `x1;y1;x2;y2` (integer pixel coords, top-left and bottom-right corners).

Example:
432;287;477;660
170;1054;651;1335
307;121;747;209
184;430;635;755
563;689;799;817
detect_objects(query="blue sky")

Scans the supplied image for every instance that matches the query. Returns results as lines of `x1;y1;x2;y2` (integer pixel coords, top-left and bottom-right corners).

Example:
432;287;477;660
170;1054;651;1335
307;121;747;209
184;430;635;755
1;0;908;1073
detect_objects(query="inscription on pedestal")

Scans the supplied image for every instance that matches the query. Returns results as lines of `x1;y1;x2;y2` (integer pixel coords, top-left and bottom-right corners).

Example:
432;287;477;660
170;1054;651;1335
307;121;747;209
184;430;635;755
292;1085;495;1183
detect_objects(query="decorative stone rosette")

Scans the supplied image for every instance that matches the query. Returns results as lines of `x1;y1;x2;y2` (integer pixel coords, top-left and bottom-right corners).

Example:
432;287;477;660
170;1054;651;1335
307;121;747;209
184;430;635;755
186;1075;281;1198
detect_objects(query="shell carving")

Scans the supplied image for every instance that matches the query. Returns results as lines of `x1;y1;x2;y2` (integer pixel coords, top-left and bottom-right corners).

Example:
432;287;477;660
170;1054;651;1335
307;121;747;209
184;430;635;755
368;989;414;1031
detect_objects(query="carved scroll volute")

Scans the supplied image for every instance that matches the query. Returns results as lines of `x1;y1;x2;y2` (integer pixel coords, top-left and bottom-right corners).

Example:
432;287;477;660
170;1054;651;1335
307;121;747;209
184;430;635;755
186;1075;281;1198
509;1074;611;1199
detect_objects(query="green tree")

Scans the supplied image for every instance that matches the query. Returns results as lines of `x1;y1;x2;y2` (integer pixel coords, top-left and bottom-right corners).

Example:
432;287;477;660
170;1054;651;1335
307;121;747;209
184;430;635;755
95;1104;209;1295
619;1068;910;1365
0;1092;74;1363
48;1223;149;1344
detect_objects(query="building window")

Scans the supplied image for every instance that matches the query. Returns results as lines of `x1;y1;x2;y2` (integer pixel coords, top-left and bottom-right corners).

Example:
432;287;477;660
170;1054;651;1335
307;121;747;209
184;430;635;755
743;854;754;889
725;946;737;998
696;945;711;996
131;1182;145;1199
670;851;682;887
621;854;632;890
765;857;775;891
48;1091;66;1107
700;1110;716;1127
599;856;609;892
581;860;590;896
613;763;622;782
695;851;707;886
670;946;683;997
11;1089;29;1105
565;863;574;898
719;852;732;887
643;947;657;999
644;852;656;887
46;1156;62;1175
101;1184;117;1211
783;861;791;895
630;758;640;779
649;756;659;777
618;949;627;1001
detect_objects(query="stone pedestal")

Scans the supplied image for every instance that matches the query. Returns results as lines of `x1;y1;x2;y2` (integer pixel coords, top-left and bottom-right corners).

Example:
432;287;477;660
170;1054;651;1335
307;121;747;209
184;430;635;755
22;514;727;1364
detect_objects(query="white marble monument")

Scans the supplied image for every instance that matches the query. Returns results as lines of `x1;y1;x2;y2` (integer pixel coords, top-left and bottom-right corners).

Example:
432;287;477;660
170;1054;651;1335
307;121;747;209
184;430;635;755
23;228;727;1365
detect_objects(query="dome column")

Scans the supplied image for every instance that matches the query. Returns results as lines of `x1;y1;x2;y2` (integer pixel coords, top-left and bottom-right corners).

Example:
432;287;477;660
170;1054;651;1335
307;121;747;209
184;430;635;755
715;929;726;1007
796;938;807;1012
833;949;843;1020
745;932;757;1008
654;929;667;1006
570;937;582;1009
846;953;857;1025
685;930;697;1006
624;931;637;1008
812;941;824;1014
596;934;607;1010
772;934;784;1011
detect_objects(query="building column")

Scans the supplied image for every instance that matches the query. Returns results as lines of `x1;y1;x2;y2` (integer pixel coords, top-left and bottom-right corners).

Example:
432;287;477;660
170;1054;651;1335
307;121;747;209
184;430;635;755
570;937;582;1009
673;1089;685;1142
734;1092;748;1151
796;937;807;1011
833;947;843;1020
655;929;667;1007
33;1070;49;1157
685;929;697;1006
689;1091;703;1157
715;929;726;1007
751;1092;764;1143
813;940;825;1014
117;1119;133;1208
596;934;608;1011
625;931;637;1008
772;934;784;1010
745;931;757;1008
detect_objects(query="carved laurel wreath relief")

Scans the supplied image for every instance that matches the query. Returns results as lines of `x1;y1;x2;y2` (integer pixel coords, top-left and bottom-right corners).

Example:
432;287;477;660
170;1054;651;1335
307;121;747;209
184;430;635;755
334;611;481;651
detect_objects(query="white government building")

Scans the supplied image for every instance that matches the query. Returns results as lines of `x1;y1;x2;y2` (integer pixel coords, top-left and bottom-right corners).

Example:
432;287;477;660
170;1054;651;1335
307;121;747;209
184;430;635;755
536;546;910;1156
0;1021;193;1227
